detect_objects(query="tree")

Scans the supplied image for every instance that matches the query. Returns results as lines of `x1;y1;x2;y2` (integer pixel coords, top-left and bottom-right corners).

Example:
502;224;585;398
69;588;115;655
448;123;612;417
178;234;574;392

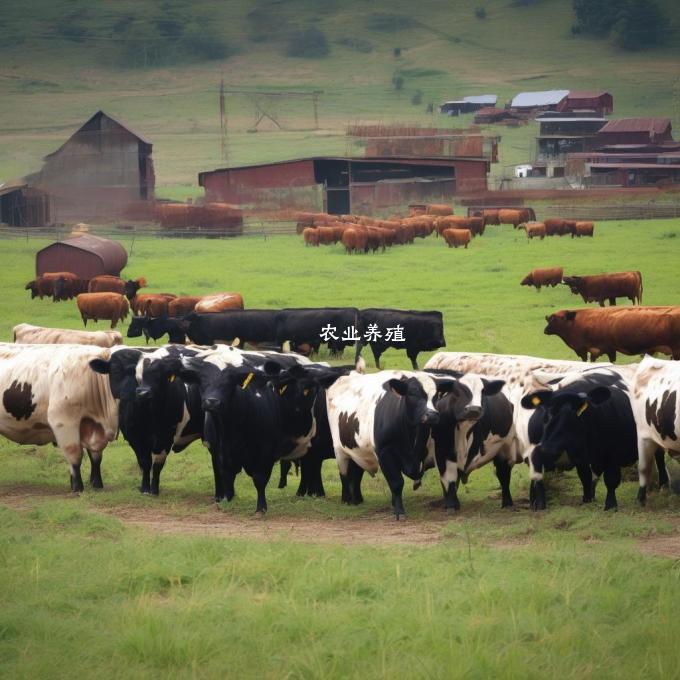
612;0;667;50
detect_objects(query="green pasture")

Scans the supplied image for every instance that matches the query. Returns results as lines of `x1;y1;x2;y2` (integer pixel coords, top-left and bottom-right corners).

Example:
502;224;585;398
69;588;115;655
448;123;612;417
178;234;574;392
1;220;680;676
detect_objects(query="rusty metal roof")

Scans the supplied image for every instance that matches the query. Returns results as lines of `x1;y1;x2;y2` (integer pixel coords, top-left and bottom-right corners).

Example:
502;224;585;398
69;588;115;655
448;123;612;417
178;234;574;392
37;234;128;273
566;91;610;99
599;118;671;134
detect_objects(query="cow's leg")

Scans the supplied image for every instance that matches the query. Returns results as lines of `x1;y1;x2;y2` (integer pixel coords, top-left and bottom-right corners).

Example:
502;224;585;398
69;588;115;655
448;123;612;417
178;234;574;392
655;448;670;489
598;299;605;307
347;458;365;505
150;452;167;496
637;438;659;505
82;315;88;327
136;450;152;494
494;458;513;508
371;345;383;370
436;448;460;511
609;297;616;306
336;449;352;503
603;465;621;511
576;463;595;503
278;460;291;489
209;449;226;501
529;450;546;511
406;349;419;371
299;451;325;497
252;465;272;516
86;449;103;489
377;449;406;520
54;425;86;492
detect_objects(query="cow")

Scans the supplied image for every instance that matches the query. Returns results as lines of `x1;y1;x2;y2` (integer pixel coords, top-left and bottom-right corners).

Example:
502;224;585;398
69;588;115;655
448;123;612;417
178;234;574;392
168;296;203;317
442;228;471;249
317;226;337;245
326;369;455;518
130;293;177;317
522;366;649;511
562;271;642;306
13;323;123;348
127;315;187;344
524;222;546;240
178;347;345;512
276;308;360;356
194;293;244;313
423;370;508;511
437;217;483;237
631;356;680;505
521;267;563;290
498;209;524;228
543;219;573;237
303;227;319;246
88;275;144;296
49;272;84;301
76;293;129;329
426;204;453;216
123;278;147;300
26;272;82;301
341;227;367;254
0;343;118;491
183;310;279;347
90;345;203;495
574;221;594;238
355;309;446;370
424;351;616;509
544;307;680;362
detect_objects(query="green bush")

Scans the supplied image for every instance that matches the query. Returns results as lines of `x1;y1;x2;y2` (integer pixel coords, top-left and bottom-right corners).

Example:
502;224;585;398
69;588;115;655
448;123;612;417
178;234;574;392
475;6;487;19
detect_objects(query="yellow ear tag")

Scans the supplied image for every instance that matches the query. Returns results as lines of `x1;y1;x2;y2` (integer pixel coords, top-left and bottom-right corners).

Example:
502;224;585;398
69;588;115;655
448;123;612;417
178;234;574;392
303;388;310;396
168;375;176;383
279;384;288;395
241;372;254;390
531;396;541;406
577;402;588;417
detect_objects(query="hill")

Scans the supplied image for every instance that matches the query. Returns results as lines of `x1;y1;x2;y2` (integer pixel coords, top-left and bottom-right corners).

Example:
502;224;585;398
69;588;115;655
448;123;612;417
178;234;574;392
0;0;678;198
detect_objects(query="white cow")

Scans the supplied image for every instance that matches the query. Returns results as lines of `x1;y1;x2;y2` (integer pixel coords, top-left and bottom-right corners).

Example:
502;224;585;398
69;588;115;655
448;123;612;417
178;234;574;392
13;323;123;347
0;342;118;491
630;356;680;504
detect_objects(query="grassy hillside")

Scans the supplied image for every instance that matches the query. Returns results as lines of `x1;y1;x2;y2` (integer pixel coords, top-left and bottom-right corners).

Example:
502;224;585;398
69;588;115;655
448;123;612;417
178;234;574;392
0;0;679;197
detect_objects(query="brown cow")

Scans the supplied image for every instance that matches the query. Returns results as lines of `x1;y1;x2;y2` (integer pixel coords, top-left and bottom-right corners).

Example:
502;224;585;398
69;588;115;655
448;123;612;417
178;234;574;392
544;219;573;237
77;293;129;329
131;293;177;317
88;275;126;294
525;222;546;240
303;227;319;246
562;271;643;306
481;209;500;225
317;226;337;245
26;272;82;301
442;228;472;249
341;227;367;254
545;306;680;362
521;267;563;289
194;293;244;313
426;204;453;216
574;221;594;238
498;209;524;228
168;296;203;316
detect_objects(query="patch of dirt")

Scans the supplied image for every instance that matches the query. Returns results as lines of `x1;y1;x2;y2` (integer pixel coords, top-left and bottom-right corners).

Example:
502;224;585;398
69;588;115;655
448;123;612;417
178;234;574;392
0;486;452;546
638;535;680;559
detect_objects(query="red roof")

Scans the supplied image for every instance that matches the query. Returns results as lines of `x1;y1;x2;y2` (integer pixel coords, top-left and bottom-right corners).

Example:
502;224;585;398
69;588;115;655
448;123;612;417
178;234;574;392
599;118;671;134
567;90;610;99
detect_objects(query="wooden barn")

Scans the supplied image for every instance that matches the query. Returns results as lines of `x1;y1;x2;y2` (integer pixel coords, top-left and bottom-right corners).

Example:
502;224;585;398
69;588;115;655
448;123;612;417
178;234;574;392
0;180;50;227
35;233;128;278
596;118;673;148
32;111;154;221
557;90;613;116
509;90;569;115
199;155;491;214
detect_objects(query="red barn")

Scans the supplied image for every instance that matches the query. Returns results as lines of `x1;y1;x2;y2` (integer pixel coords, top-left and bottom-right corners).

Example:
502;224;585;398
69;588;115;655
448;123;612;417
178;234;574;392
596;118;673;147
36;233;128;278
558;91;613;116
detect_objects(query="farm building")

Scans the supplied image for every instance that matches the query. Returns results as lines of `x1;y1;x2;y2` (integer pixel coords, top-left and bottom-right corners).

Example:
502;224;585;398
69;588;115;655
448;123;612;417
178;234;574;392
36;233;128;278
509;90;569;115
474;107;519;125
440;95;497;116
596;118;673;148
31;110;155;221
557;90;613;116
199;156;491;214
0;180;50;227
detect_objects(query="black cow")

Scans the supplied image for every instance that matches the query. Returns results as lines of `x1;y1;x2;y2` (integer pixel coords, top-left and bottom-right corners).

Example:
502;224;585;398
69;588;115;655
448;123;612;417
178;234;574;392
521;369;663;511
90;345;202;495
179;352;344;513
128;316;187;344
276;307;360;356
183;310;279;347
355;309;445;369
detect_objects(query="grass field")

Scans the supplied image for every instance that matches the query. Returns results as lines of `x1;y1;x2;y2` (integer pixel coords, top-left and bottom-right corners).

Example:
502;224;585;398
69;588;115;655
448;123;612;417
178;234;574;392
1;220;680;677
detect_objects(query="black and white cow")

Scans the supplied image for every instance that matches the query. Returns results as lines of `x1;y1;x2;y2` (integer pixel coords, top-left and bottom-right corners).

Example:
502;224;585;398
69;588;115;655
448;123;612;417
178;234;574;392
355;309;446;370
0;343;118;491
424;369;510;511
326;369;455;519
90;344;201;495
630;356;679;505
521;366;663;511
179;348;345;513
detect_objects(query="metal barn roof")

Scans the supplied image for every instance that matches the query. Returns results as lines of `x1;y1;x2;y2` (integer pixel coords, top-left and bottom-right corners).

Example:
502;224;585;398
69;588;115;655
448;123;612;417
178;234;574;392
511;90;569;108
598;118;671;134
38;234;128;273
463;95;497;105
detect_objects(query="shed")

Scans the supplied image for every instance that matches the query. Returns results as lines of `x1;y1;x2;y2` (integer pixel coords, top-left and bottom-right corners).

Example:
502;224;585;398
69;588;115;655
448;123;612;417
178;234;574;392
0;180;50;227
558;90;613;116
34;110;154;221
509;90;569;112
596;118;673;147
440;95;497;116
36;233;128;278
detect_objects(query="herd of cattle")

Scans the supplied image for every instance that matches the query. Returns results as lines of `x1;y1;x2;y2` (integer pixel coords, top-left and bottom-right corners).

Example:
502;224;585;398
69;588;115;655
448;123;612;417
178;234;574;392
0;337;678;519
297;206;595;252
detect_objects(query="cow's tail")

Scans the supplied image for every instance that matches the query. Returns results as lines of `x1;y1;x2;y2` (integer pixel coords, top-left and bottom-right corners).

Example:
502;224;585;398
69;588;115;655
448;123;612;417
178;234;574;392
638;272;643;304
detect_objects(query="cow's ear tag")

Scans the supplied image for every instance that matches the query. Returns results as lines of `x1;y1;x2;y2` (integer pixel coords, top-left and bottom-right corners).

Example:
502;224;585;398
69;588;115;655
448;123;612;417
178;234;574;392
241;372;254;390
577;402;588;417
279;384;288;395
531;395;541;406
168;375;176;383
303;388;310;396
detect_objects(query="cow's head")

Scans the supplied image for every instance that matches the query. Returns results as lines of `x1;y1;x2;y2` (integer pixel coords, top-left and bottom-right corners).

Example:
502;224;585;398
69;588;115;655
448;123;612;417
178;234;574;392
383;375;446;428
562;276;583;295
89;348;144;401
544;310;577;336
127;316;150;342
521;385;611;469
520;273;533;286
25;281;37;298
124;277;146;301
